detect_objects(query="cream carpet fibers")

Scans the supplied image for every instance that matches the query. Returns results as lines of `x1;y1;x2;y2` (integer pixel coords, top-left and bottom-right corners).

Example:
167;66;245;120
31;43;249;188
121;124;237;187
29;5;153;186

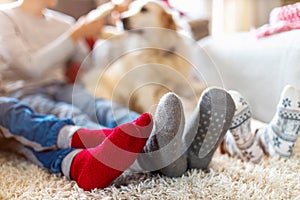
1;139;300;200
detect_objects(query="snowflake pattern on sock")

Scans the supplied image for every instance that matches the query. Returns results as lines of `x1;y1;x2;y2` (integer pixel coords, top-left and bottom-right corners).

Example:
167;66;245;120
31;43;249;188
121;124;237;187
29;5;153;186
239;97;248;106
260;85;300;158
241;150;255;161
282;98;291;108
288;144;294;154
230;120;253;149
263;107;300;157
273;136;281;148
273;111;300;141
224;90;265;163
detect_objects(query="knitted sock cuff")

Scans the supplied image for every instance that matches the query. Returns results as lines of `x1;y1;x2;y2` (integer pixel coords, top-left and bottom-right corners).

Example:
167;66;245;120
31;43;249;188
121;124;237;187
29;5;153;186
278;107;300;121
230;107;252;129
57;125;81;149
272;109;300;142
61;149;82;180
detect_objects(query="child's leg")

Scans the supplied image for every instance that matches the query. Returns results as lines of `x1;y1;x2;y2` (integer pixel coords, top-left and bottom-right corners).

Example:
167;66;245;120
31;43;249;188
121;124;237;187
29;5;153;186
54;84;141;129
71;93;188;177
21;93;102;129
0;97;74;151
17;113;152;191
256;85;300;158
69;113;153;149
69;113;152;190
220;91;264;163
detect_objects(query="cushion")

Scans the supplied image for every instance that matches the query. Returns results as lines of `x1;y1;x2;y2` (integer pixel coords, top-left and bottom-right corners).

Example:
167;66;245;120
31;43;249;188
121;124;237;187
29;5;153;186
196;30;300;122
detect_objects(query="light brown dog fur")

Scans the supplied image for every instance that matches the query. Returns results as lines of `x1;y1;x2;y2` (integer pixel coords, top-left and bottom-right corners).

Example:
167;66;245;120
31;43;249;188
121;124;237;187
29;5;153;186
85;0;205;114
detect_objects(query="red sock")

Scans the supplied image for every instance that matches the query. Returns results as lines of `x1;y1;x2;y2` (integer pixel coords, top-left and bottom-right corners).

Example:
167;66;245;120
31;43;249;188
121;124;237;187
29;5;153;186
71;128;111;148
71;113;153;149
70;113;153;191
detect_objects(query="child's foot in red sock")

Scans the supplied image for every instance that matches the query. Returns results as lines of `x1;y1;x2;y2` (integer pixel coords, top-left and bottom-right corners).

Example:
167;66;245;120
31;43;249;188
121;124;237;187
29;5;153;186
68;113;152;149
68;113;153;190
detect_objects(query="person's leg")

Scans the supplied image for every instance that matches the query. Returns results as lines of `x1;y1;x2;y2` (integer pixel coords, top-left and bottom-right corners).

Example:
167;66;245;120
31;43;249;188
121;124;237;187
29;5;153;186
67;113;152;190
220;90;264;163
4;112;153;191
0;97;74;151
21;92;102;129
68;113;153;149
56;85;190;177
256;85;300;158
0;96;153;152
55;84;140;128
62;92;188;177
183;87;235;170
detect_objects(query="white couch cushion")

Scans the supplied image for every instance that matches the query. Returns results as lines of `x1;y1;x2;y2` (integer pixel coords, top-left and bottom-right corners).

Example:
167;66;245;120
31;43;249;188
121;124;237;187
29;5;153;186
196;30;300;122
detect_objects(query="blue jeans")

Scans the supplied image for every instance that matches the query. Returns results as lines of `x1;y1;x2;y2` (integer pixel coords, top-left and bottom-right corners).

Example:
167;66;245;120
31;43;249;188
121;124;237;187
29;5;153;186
0;97;75;174
14;83;140;129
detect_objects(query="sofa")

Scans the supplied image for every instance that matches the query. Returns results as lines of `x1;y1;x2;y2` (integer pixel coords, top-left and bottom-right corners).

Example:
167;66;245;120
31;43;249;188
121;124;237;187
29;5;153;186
195;29;300;123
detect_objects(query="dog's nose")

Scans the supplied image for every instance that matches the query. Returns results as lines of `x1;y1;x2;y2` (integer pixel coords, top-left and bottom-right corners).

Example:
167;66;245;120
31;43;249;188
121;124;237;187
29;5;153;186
122;17;130;30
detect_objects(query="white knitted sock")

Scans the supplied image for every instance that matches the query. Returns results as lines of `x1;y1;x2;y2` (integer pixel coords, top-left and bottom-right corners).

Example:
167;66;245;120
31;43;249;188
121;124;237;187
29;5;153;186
222;91;264;163
257;85;300;158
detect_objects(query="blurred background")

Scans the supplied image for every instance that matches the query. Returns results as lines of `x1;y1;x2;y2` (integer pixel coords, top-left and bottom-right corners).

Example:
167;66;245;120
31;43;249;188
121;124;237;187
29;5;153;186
168;0;299;36
1;0;299;37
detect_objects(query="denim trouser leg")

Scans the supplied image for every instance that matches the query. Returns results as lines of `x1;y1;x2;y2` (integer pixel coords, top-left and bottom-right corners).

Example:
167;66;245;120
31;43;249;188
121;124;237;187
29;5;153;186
24;146;75;174
0;97;74;151
55;84;140;128
21;92;101;129
94;98;140;128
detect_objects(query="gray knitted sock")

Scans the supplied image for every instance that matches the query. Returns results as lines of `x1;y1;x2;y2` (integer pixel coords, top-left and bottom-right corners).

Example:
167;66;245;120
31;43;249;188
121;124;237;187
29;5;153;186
136;92;187;177
183;87;235;170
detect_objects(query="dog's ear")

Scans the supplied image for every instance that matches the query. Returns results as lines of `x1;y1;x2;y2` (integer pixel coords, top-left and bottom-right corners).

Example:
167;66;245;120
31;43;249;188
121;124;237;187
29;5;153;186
162;12;177;30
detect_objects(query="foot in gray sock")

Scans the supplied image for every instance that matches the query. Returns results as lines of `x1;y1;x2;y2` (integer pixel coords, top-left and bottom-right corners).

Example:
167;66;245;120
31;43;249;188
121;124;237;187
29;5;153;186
183;87;235;170
136;92;187;177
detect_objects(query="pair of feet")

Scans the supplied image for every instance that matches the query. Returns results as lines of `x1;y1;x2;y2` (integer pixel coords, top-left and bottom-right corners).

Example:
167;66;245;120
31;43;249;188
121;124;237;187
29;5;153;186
66;85;300;191
66;87;236;190
132;87;236;177
221;85;300;163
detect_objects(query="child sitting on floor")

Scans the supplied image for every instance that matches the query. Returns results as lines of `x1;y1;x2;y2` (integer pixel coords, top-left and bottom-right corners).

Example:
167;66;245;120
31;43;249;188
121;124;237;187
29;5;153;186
0;96;153;191
0;87;237;191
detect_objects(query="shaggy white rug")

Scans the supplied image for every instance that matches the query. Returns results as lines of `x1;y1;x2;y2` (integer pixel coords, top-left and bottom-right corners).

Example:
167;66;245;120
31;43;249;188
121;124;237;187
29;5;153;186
1;138;300;200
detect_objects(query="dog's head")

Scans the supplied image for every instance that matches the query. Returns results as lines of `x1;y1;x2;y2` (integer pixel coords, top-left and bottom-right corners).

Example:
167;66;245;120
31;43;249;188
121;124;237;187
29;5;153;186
121;0;177;31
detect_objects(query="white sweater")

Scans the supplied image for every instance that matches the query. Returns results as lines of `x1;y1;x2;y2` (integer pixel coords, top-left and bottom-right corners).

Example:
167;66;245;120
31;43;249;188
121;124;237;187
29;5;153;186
0;7;89;93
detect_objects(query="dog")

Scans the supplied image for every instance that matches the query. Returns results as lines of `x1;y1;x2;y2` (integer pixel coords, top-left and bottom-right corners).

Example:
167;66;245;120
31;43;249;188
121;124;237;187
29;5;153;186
83;0;206;114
